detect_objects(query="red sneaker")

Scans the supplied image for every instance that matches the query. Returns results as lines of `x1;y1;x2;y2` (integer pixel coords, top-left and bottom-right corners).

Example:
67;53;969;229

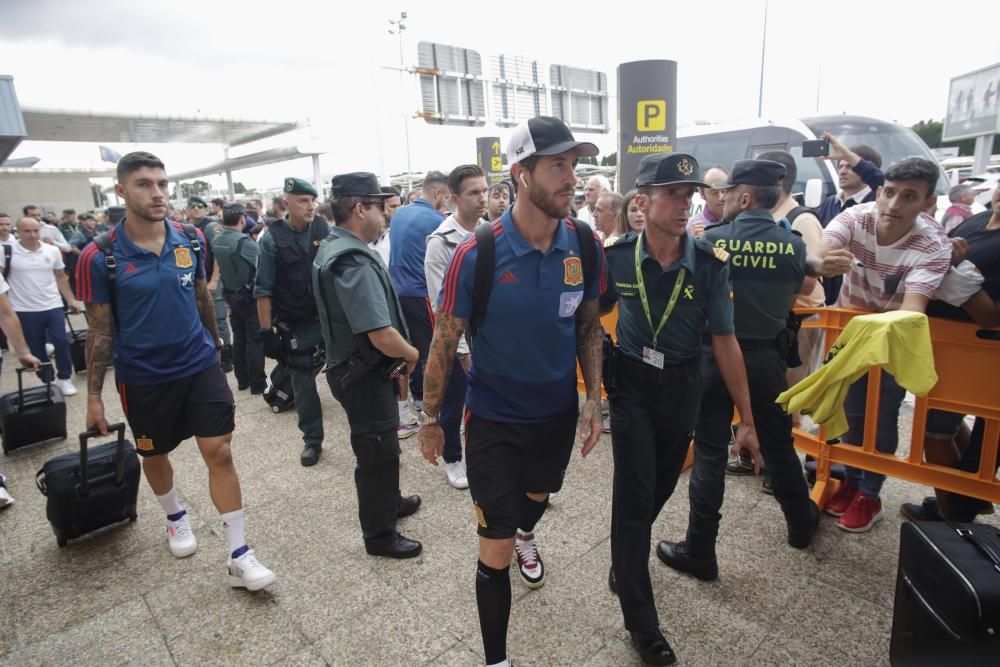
837;493;882;533
824;481;858;517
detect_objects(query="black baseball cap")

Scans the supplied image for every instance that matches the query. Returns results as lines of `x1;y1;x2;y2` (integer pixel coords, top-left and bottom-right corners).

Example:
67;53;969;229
507;116;599;166
713;159;786;189
635;153;708;188
330;172;391;200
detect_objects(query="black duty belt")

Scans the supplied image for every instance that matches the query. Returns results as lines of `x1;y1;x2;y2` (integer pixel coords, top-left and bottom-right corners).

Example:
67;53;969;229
619;353;698;385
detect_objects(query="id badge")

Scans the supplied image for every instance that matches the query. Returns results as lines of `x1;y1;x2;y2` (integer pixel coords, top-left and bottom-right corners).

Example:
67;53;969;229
642;346;664;370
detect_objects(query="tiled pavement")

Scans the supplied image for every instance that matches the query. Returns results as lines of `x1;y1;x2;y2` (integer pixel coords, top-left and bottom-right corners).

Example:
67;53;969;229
1;336;995;666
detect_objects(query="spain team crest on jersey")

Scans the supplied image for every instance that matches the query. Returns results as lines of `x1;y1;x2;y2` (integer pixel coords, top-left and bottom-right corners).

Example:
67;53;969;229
563;257;583;286
174;247;193;268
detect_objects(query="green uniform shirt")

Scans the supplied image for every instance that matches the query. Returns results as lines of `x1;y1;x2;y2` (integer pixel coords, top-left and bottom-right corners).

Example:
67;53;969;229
313;227;408;366
211;227;258;291
601;232;734;366
254;219;311;298
704;210;806;340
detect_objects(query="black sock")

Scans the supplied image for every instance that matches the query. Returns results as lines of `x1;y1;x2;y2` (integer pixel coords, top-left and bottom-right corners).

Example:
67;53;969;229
518;495;548;533
476;560;511;665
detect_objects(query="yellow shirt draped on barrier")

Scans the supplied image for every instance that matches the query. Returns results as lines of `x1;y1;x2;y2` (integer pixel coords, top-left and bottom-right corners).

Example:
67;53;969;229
776;310;938;439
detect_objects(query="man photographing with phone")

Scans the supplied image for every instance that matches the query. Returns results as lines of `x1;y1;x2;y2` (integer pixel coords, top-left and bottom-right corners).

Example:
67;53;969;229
313;172;424;559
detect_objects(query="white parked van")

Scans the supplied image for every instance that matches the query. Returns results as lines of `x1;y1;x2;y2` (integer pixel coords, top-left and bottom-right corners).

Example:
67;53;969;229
676;115;949;210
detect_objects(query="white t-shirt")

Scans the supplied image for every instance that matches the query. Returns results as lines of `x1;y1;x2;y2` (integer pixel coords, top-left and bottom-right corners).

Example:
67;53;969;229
576;206;596;227
823;203;952;312
1;242;65;312
0;274;9;295
40;224;71;253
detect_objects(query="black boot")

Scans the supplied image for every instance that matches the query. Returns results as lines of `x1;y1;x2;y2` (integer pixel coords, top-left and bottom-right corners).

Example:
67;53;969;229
300;443;321;467
656;541;718;581
629;628;677;666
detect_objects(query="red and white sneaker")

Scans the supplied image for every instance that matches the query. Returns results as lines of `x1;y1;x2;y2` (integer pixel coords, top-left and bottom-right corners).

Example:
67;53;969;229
837;493;883;533
514;530;545;590
824;481;859;517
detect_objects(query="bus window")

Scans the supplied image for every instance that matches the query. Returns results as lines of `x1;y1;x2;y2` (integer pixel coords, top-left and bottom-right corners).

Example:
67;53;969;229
675;129;751;174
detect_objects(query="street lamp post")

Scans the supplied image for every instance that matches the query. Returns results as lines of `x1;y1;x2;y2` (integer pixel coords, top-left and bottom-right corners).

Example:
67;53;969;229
388;11;412;175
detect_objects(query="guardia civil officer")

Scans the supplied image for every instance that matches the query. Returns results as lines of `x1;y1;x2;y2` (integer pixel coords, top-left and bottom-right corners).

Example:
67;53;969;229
601;153;761;666
254;177;329;466
657;160;821;581
313;172;422;558
211;202;265;394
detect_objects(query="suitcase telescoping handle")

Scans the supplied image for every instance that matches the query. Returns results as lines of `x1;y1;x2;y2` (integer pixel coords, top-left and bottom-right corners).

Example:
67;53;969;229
65;311;79;337
78;422;127;497
15;362;54;410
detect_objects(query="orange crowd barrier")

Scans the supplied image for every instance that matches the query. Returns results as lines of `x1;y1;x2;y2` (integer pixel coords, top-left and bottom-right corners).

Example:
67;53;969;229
581;306;1000;500
793;308;1000;508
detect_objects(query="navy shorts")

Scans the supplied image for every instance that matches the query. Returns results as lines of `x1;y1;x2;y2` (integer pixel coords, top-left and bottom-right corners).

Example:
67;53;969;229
465;409;577;539
117;363;234;457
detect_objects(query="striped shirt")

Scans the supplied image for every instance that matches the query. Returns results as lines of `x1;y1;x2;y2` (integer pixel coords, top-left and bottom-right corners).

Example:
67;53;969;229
823;202;951;312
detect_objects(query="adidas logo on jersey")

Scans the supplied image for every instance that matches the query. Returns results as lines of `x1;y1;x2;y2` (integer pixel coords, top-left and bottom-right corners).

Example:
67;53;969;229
498;270;518;285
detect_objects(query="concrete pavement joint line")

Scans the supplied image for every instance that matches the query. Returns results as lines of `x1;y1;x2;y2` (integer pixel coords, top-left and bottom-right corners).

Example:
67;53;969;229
140;592;181;667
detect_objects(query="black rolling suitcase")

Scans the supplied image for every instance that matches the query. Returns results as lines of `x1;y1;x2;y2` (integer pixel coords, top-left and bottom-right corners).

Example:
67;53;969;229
890;520;1000;665
263;362;295;413
0;364;67;453
65;313;88;374
35;423;140;547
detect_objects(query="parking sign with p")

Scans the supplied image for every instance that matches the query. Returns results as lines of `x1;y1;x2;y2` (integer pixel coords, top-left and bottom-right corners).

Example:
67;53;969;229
637;100;667;131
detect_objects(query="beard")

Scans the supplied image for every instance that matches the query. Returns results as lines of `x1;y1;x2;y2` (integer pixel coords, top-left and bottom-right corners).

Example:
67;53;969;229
527;181;572;220
135;203;167;223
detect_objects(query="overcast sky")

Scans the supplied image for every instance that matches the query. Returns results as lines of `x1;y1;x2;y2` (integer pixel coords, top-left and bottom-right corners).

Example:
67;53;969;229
2;0;999;192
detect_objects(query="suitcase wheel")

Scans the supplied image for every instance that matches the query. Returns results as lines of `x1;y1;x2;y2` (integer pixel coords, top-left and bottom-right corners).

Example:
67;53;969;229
271;404;280;414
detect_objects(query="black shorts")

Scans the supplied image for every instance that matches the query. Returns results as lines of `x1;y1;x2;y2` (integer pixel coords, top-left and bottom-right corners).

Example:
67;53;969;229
398;295;434;360
465;409;578;539
117;364;235;457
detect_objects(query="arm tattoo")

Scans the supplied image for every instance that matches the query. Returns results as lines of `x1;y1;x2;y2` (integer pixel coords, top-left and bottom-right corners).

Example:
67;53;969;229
575;299;604;401
85;303;114;396
422;310;467;417
194;279;219;342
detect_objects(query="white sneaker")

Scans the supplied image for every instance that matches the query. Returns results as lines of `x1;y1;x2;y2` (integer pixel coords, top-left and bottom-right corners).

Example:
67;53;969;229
167;514;197;557
45;343;55;358
445;460;469;489
0;474;13;509
514;530;545;589
54;378;78;396
228;548;277;591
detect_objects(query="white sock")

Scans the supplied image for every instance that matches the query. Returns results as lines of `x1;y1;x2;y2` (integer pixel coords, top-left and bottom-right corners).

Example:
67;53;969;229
486;660;510;667
220;509;246;556
156;487;184;518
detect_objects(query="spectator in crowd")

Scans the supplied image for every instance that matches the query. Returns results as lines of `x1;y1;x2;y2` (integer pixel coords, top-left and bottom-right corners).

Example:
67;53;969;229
209;197;225;219
405;190;419;205
4;217;81;396
67;213;100;277
103;206;125;233
594;191;624;246
577;175;611;227
943;183;976;231
370;185;400;266
484;182;511;222
904;184;1000;522
759;150;828;423
388;170;448;416
0;213;14;246
60;209;80;238
188;196;232;373
317;201;336;228
616;190;645;236
43;211;59;226
686;166;728;238
23;205;72;253
815;158;953;532
422;164;488;489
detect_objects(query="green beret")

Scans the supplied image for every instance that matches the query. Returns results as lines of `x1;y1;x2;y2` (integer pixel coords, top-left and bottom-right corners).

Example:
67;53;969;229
283;177;318;198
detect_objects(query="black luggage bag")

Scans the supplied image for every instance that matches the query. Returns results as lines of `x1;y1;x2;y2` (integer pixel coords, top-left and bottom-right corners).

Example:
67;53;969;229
65;313;88;374
35;423;140;547
263;362;295;413
0;364;67;453
890;520;1000;665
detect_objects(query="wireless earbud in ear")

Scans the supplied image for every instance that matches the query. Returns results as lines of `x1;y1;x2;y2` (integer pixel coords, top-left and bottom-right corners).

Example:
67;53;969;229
519;173;528;188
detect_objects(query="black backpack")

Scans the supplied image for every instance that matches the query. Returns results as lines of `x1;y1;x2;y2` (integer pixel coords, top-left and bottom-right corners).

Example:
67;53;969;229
92;223;203;327
1;244;10;279
468;218;597;345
